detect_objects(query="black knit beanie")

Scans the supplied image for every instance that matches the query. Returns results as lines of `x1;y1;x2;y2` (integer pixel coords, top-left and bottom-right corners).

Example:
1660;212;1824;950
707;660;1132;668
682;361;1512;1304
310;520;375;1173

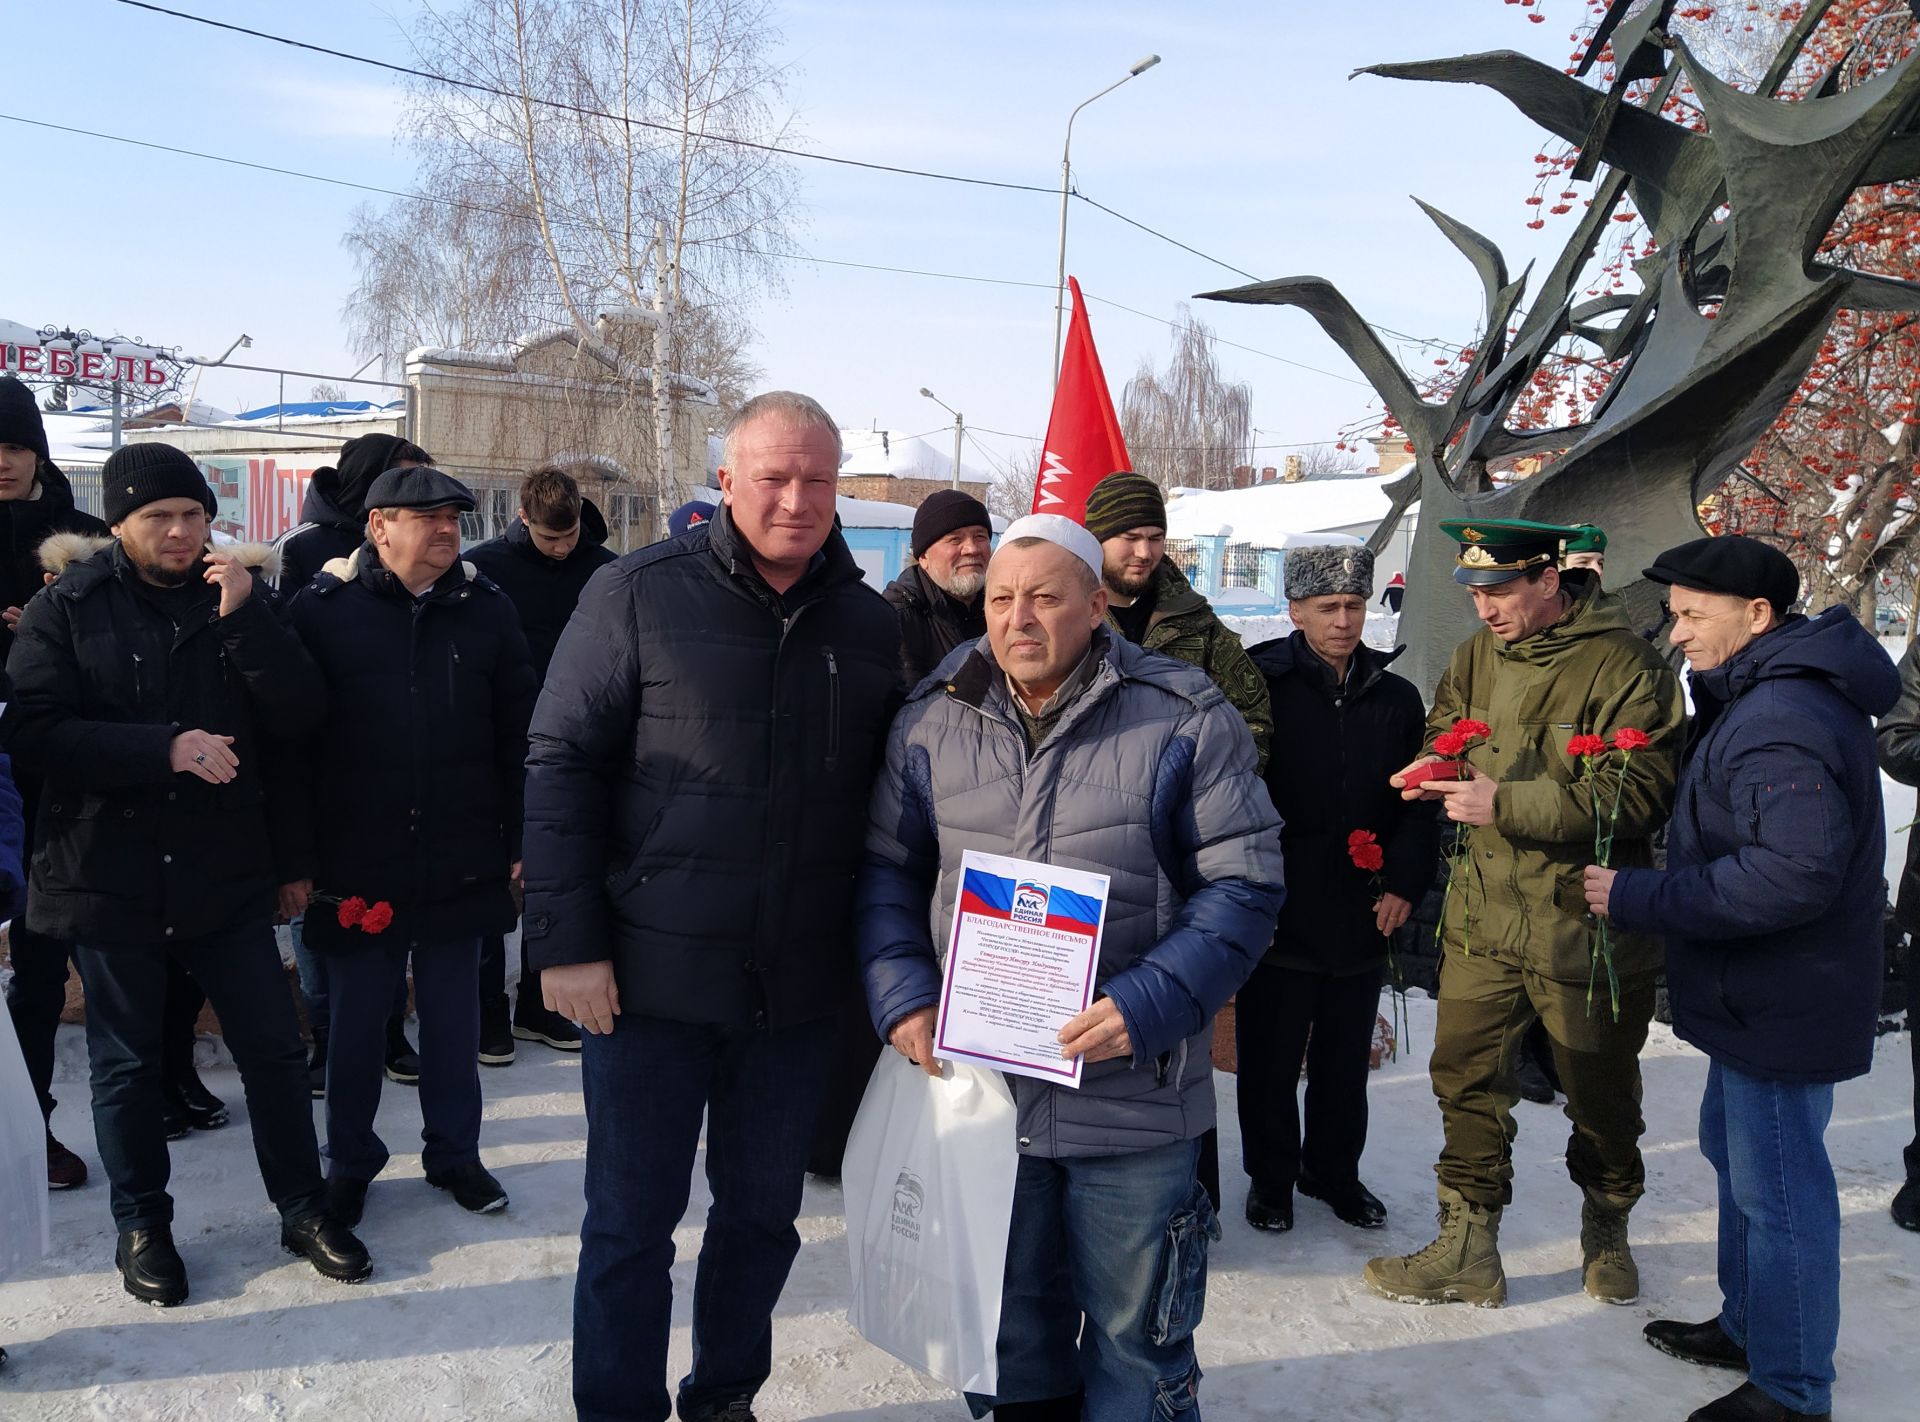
0;377;49;462
1083;471;1167;542
911;489;992;558
102;442;217;526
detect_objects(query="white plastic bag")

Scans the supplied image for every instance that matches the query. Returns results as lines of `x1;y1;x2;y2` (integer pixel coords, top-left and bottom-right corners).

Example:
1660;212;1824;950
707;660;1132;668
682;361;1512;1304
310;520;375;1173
842;1051;1019;1395
0;968;50;1280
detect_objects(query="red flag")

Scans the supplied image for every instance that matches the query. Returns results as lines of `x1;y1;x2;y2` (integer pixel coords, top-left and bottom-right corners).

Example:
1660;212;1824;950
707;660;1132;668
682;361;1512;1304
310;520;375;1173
1033;277;1132;522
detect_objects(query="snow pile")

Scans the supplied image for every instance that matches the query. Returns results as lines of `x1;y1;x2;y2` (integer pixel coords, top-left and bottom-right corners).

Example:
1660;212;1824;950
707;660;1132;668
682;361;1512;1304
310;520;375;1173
2;1005;1911;1421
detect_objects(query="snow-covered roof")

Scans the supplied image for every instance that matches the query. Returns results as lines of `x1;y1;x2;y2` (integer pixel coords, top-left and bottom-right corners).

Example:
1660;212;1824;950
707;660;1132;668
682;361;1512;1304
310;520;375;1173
1164;474;1410;545
42;411;114;469
406;329;720;406
839;428;988;485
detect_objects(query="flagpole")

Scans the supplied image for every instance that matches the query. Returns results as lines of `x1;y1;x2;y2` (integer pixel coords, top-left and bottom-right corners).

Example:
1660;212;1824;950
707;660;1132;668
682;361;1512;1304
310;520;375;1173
1051;55;1162;391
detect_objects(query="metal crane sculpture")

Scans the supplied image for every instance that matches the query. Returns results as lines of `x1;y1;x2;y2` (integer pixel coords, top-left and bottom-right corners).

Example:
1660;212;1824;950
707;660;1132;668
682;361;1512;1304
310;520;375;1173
1201;0;1920;688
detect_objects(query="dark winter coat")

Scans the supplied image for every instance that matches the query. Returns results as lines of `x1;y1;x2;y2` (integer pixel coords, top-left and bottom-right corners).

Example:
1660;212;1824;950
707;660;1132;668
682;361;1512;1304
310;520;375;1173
275;476;364;597
522;504;902;1030
286;545;537;954
0;750;27;921
0;461;108;665
1610;608;1899;1084
1877;639;1920;933
0;534;323;946
856;630;1284;1157
881;562;985;689
1248;632;1439;975
463;503;616;684
275;435;424;595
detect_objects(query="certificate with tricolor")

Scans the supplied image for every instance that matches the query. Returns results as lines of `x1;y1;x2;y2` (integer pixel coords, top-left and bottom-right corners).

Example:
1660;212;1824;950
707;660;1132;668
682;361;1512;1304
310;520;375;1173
935;850;1110;1088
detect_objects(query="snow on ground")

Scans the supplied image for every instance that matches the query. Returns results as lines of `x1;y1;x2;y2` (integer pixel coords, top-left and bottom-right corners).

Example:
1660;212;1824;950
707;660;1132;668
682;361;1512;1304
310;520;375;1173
1;1003;1913;1421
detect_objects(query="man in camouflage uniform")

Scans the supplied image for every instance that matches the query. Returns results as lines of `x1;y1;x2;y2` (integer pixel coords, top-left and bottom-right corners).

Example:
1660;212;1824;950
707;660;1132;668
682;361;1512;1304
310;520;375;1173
1363;519;1684;1309
1082;470;1272;1212
1082;472;1271;768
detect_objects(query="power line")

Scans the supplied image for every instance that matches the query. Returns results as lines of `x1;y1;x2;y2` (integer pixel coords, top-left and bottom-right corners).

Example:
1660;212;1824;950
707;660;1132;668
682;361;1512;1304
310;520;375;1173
102;1;1475;370
109;0;1055;196
0;111;1376;390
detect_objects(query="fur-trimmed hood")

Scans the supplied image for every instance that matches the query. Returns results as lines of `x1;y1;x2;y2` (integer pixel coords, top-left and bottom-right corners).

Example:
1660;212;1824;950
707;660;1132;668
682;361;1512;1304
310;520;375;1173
38;532;281;581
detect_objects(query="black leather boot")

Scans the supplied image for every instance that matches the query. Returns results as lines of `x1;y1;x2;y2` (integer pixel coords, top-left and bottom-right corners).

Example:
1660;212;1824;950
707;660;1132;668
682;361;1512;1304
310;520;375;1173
1644;1316;1749;1371
282;1214;373;1284
116;1226;188;1307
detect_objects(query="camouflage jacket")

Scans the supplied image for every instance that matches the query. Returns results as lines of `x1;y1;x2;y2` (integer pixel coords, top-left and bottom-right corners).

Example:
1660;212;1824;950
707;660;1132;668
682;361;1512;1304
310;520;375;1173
1108;559;1272;772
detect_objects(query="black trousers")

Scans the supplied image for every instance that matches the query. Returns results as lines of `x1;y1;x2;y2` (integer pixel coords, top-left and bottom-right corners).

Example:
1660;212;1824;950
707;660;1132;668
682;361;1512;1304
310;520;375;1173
5;919;74;1122
806;995;884;1178
1907;1022;1919;1181
5;921;207;1123
1235;961;1383;1191
73;921;326;1232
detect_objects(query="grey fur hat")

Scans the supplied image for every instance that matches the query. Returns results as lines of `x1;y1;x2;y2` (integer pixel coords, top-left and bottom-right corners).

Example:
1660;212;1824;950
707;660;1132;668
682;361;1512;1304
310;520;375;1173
1284;543;1374;601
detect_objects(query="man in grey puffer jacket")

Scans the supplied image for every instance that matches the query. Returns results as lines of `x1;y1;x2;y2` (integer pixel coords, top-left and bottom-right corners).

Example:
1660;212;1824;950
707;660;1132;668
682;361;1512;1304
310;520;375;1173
856;514;1284;1422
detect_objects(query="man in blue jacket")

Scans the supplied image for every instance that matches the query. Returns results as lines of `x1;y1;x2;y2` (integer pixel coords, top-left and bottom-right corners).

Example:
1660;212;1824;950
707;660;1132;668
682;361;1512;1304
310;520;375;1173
1584;536;1898;1422
858;515;1284;1421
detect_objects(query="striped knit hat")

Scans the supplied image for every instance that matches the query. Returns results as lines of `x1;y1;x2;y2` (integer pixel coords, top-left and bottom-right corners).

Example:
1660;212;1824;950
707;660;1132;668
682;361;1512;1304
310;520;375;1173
1082;471;1167;541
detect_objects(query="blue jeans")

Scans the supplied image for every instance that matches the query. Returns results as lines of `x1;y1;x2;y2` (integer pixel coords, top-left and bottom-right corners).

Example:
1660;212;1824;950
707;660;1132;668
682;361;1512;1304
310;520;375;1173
1700;1060;1841;1416
73;922;326;1231
573;1012;837;1422
323;940;482;1180
968;1137;1215;1421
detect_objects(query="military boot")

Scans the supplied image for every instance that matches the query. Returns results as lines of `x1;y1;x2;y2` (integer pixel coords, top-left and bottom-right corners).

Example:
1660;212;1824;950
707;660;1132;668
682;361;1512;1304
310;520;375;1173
1580;1195;1639;1305
1363;1186;1506;1307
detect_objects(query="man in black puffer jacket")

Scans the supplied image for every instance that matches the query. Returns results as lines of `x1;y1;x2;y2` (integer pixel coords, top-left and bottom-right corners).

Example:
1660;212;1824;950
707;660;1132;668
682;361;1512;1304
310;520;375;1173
0;375;110;1191
1592;537;1898;1422
0;441;370;1306
287;466;537;1229
525;391;900;1422
1240;545;1438;1238
276;431;433;1094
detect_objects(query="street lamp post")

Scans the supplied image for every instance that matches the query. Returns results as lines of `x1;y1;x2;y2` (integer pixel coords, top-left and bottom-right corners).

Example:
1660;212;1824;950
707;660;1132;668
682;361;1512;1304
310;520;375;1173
919;387;965;490
1052;54;1161;390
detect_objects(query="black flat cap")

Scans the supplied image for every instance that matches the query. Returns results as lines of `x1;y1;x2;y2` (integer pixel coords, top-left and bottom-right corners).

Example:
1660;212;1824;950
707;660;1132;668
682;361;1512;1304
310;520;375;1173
1643;535;1799;615
365;464;476;513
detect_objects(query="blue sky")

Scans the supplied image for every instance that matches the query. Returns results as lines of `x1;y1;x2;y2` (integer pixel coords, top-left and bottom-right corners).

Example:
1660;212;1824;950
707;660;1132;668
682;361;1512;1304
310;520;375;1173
1;0;1593;476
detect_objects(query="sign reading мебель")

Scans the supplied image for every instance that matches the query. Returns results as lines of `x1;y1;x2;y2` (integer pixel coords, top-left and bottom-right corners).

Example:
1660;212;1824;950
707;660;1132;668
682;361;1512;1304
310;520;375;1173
936;850;1109;1088
1;321;173;388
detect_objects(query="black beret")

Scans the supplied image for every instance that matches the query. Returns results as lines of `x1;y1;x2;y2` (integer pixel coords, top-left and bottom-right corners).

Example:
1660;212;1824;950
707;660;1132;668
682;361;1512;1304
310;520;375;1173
1643;535;1799;614
366;465;476;513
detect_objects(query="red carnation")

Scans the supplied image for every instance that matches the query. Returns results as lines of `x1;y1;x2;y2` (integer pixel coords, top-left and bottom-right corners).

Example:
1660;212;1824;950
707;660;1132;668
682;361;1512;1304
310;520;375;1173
1348;829;1378;849
1612;728;1650;752
1434;731;1468;757
1566;733;1608;758
359;901;395;935
337;896;368;929
1351;841;1385;873
1452;718;1492;740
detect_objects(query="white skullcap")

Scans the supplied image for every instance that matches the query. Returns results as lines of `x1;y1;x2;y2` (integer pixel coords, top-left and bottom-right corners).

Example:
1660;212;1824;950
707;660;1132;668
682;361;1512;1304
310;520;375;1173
996;513;1105;582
